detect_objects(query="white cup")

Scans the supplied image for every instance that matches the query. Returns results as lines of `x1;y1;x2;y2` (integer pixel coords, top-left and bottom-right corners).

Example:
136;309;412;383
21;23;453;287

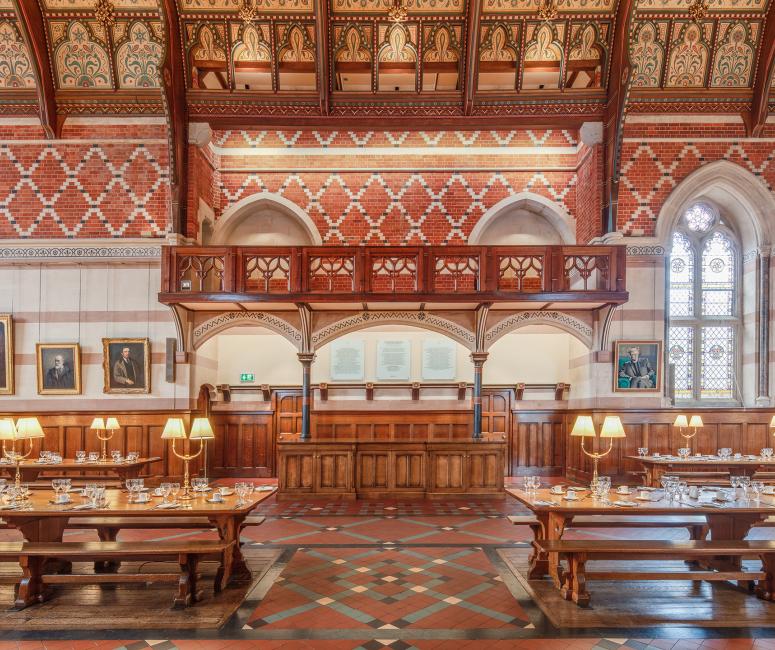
565;491;578;500
639;490;650;500
136;492;150;503
688;486;699;499
211;492;224;502
55;493;69;504
550;486;564;494
653;452;660;457
734;453;742;459
616;486;630;494
219;486;230;495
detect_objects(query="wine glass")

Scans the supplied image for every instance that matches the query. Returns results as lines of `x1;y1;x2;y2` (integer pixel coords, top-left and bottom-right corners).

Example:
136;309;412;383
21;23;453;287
235;482;249;507
751;481;764;502
76;450;86;463
170;483;181;504
637;447;648;457
739;476;751;500
160;482;172;505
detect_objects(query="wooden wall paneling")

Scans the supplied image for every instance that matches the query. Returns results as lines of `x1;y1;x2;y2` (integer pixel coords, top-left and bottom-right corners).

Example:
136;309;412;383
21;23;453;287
275;390;303;439
481;390;511;439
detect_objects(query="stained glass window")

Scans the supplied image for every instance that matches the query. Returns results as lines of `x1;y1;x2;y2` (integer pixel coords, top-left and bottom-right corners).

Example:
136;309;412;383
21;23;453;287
667;203;738;403
669;232;694;318
701;231;734;317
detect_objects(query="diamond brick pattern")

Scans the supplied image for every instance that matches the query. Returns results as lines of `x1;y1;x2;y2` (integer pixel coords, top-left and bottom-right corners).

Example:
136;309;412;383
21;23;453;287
0;142;170;238
212;129;580;149
216;170;578;245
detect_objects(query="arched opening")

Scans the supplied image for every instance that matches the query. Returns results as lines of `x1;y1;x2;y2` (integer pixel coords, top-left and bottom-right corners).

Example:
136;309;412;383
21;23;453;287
209;193;323;246
469;193;576;245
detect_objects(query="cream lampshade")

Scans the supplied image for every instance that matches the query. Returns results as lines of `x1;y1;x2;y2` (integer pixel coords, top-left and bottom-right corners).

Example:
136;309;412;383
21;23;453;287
689;415;703;429
771;415;775;432
105;417;120;432
0;418;17;440
90;417;105;432
674;415;689;429
190;418;215;440
15;417;44;440
600;415;626;438
570;415;595;437
161;418;187;439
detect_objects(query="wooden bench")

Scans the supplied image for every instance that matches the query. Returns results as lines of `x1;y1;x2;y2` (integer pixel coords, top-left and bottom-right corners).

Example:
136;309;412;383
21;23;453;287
508;514;709;540
535;538;775;607
666;471;731;486
0;540;233;610
68;514;266;538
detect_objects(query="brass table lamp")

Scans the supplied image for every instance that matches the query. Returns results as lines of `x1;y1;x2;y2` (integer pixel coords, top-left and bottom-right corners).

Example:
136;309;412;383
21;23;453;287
0;417;45;491
162;417;214;499
570;414;626;486
91;417;120;462
674;414;703;451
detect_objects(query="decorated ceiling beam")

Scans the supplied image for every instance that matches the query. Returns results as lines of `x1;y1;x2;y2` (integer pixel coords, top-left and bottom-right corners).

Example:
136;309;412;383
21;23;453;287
315;0;331;114
12;0;59;138
462;0;482;115
601;0;636;234
746;2;775;136
159;0;188;235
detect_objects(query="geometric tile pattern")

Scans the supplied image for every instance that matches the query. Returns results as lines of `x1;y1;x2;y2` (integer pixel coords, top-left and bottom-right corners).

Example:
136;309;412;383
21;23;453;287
260;500;516;517
0;142;170;239
216;169;578;245
245;546;530;630
213;129;580;149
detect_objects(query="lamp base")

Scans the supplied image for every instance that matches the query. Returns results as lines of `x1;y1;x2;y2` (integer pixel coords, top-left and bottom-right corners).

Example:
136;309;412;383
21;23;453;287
178;493;195;501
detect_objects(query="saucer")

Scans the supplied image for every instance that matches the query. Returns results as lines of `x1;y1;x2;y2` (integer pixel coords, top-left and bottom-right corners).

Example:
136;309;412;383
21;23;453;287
216;489;234;496
635;496;653;501
206;498;225;504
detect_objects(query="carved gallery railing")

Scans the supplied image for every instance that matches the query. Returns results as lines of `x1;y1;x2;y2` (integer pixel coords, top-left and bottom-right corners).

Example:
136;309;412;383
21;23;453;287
160;245;628;303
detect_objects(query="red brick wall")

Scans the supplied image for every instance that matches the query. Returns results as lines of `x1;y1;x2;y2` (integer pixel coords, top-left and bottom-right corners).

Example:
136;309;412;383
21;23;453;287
617;121;775;236
575;142;603;244
0;121;170;239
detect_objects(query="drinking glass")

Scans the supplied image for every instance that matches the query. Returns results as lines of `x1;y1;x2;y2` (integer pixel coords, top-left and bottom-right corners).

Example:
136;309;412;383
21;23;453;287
0;479;8;493
637;447;648;457
125;478;135;502
127;451;139;462
529;476;541;492
522;476;533;492
170;482;181;503
762;448;773;459
678;448;690;460
88;452;99;462
76;451;86;462
235;482;249;507
160;482;173;505
740;476;752;500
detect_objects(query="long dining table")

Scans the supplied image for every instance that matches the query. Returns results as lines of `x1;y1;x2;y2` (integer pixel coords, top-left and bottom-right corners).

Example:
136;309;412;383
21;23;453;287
0;487;276;586
628;455;775;487
506;486;775;586
0;457;162;483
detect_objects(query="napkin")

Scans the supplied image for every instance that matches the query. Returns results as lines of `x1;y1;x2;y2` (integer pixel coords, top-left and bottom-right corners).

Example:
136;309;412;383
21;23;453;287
533;499;558;506
256;485;275;491
154;502;181;510
68;503;96;511
0;504;20;510
613;500;639;507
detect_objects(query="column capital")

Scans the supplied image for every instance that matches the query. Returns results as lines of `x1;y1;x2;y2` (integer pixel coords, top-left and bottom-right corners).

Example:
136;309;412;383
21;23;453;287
297;352;316;365
470;351;489;365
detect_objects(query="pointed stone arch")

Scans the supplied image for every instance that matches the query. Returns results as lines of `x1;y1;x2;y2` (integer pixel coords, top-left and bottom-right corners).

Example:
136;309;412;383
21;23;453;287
311;311;475;350
210;192;323;245
468;192;576;245
484;311;593;350
655;160;775;251
192;311;303;350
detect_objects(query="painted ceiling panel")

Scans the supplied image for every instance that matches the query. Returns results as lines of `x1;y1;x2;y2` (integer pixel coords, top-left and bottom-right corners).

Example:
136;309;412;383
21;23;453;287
0;19;36;88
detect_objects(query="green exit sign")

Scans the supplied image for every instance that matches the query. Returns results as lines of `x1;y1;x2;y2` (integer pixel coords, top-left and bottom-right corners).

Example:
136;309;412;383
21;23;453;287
240;373;255;383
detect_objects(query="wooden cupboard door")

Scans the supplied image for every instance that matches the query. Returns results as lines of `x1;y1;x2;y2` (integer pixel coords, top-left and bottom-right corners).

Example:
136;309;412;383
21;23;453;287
393;451;425;490
357;452;390;490
467;449;503;491
429;451;466;491
315;451;353;492
279;451;314;492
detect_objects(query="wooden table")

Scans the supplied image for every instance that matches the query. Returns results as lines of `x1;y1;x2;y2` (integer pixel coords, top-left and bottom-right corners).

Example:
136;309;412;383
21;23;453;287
507;486;775;586
629;455;775;487
0;457;162;483
0;487;276;588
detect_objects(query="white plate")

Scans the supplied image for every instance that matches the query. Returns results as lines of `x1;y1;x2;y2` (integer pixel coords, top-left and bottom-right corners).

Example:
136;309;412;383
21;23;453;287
206;498;226;504
635;496;653;501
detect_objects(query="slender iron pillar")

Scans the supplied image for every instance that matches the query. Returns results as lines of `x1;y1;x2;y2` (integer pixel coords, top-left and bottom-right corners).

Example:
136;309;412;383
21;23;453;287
471;352;488;440
758;251;771;404
298;352;315;440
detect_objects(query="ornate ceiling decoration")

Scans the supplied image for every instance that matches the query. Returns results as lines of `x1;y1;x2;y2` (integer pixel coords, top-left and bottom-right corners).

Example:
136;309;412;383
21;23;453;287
0;0;771;124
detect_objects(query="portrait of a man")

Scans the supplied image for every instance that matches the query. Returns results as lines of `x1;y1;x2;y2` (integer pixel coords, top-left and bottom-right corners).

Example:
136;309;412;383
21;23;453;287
103;338;150;394
614;340;662;393
36;343;81;395
0;315;12;395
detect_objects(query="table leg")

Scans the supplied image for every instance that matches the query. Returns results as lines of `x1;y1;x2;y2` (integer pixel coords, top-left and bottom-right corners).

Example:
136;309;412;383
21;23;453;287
547;512;570;588
114;466;140;482
527;513;548;580
210;514;250;589
9;516;70;582
95;526;120;573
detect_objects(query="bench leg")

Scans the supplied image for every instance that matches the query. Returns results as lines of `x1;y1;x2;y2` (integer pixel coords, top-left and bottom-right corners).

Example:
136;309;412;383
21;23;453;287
15;556;44;610
559;552;590;607
688;524;708;541
95;527;121;574
527;514;549;580
174;553;203;609
757;553;775;601
215;543;234;593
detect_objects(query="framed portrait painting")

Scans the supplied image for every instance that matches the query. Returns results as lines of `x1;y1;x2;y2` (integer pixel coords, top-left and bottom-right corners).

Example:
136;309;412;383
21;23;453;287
103;338;151;394
613;340;662;393
0;315;13;395
36;343;81;395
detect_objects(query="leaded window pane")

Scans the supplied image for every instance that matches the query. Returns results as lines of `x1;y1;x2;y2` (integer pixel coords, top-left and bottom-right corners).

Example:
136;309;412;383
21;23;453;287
700;326;734;400
669;232;694;318
684;203;715;233
668;326;694;400
701;231;734;317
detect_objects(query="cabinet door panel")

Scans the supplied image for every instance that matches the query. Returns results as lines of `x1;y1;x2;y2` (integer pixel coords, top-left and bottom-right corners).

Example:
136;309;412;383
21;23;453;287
468;451;502;490
430;452;465;490
280;452;314;491
358;452;390;489
393;452;425;490
316;452;352;491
